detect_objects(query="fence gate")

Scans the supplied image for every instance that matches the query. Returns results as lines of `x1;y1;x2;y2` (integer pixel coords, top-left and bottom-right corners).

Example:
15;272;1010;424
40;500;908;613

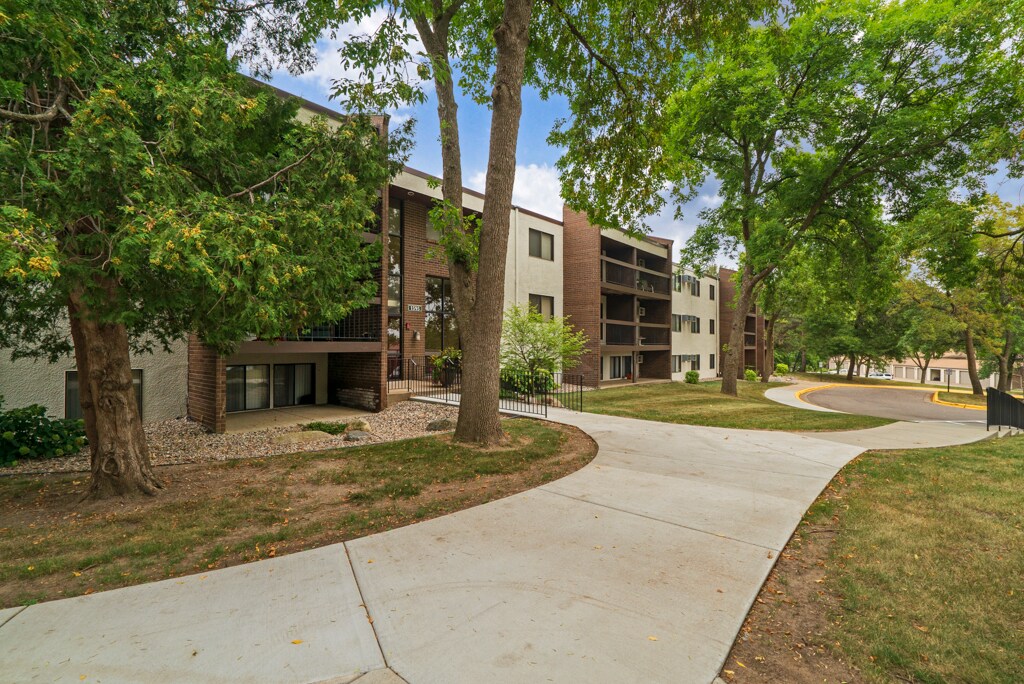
987;387;1024;431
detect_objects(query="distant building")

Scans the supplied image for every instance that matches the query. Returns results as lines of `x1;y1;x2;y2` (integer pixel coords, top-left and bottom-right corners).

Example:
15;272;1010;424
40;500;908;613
717;268;767;378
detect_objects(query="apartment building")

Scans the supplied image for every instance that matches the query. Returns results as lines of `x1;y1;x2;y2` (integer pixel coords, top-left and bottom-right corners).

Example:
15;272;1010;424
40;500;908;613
670;270;720;381
717;267;767;378
888;353;1016;389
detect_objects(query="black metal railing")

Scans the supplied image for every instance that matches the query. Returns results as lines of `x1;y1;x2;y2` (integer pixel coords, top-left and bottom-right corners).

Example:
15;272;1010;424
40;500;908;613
987;387;1024;431
288;312;381;342
605;323;635;346
387;358;584;416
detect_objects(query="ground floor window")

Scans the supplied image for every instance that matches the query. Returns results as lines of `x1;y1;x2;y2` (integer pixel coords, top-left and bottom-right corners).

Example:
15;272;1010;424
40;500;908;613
425;276;459;352
691;355;701;371
273;364;315;407
930;368;942;382
672;355;684;373
226;364;270;412
66;369;143;420
528;293;555;319
710;353;716;369
608;355;633;379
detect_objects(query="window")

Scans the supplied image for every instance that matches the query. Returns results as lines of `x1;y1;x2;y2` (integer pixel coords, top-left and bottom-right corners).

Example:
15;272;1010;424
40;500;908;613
930;368;942;382
673;274;683;292
690;279;701;297
425;276;459;352
709;284;716;301
672;314;683;332
709;319;715;335
690;354;701;371
528;294;555;319
66;370;143;420
226;365;270;412
691;317;701;334
608;355;633;379
274;364;315;407
529;229;554;260
672;355;684;373
710;353;716;369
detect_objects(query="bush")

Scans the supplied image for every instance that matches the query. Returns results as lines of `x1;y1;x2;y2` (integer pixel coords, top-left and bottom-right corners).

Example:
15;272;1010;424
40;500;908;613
775;363;790;375
303;421;348;435
0;401;86;466
744;368;758;382
685;370;700;384
500;367;556;395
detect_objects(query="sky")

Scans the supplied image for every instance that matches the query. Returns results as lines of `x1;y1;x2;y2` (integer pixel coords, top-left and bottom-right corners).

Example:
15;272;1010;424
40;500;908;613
254;20;1022;267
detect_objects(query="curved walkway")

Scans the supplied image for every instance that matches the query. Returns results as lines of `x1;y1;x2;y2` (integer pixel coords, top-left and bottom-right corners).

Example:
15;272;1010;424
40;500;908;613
0;407;988;684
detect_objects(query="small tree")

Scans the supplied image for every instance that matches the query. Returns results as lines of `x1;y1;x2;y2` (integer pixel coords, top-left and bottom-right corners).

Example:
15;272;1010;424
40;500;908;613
500;305;587;377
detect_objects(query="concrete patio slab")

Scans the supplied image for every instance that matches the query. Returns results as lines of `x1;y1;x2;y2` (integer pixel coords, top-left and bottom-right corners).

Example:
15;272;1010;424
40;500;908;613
0;545;384;684
225;404;371;434
347;487;772;684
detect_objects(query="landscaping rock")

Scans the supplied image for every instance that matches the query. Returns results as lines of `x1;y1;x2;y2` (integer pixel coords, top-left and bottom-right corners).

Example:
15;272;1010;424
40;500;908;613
271;430;333;445
346;419;371;433
426;418;456;432
345;430;372;442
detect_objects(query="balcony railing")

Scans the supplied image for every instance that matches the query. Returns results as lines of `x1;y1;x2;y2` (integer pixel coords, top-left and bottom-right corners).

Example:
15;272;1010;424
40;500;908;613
604;323;636;346
638;328;670;346
602;261;670;295
744;333;757;348
287;312;381;342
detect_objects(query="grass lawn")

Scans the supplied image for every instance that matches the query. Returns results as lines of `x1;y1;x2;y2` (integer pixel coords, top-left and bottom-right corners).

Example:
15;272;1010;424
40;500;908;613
791;371;931;388
0;419;594;609
938;390;988;407
584;380;892;431
723;435;1024;683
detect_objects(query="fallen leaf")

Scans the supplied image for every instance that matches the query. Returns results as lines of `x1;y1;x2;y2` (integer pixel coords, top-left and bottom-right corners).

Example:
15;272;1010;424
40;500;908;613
291;640;303;645
73;571;82;577
647;636;658;641
736;660;746;668
80;677;86;681
914;625;930;633
367;559;374;564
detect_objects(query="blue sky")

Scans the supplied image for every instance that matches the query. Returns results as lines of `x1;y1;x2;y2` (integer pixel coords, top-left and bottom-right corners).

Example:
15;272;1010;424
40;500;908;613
257;25;1021;265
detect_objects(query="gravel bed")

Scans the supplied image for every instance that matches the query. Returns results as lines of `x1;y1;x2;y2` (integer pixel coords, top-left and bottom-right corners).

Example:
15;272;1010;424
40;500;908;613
1;401;460;477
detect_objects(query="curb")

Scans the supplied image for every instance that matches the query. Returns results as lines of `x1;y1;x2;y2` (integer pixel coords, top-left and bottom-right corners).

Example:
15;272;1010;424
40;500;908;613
930;391;985;411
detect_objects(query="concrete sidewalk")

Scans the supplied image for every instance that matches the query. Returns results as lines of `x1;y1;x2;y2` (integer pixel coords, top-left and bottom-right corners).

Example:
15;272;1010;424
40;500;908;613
0;410;988;684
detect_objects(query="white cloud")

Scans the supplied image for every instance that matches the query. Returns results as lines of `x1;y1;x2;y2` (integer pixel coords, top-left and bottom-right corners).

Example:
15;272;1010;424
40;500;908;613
699;193;724;208
467;163;564;221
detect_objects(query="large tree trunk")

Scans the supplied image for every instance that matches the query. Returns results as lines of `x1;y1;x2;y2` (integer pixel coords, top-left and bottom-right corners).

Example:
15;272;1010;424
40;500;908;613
996;330;1014;392
68;287;161;499
415;0;534;444
964;326;984;395
721;265;755;396
919;358;930;384
760;316;775;383
845;355;857;382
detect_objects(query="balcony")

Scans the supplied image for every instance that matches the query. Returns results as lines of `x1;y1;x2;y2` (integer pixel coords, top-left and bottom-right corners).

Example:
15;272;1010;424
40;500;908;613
604;323;636;346
240;308;382;354
601;261;671;298
638;327;670;347
744;333;757;348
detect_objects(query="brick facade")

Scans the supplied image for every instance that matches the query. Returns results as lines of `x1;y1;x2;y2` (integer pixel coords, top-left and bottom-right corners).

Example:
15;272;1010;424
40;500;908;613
329;352;385;410
718;267;766;378
561;208;602;386
186;336;225;433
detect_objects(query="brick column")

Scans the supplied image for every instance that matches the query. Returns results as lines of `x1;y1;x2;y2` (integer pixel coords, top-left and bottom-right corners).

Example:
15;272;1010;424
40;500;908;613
187;336;225;433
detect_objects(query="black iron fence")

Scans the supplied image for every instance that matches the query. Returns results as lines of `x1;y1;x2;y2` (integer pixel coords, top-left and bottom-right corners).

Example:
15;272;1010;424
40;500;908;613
387;358;584;416
987;387;1024;431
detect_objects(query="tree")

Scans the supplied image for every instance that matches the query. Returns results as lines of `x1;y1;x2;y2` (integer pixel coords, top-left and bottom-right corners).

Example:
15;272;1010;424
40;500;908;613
657;0;1022;396
337;0;762;443
500;304;588;375
0;0;407;497
898;281;963;384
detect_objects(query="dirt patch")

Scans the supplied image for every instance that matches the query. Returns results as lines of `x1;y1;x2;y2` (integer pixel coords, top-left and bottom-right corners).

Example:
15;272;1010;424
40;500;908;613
0;419;597;608
720;481;864;683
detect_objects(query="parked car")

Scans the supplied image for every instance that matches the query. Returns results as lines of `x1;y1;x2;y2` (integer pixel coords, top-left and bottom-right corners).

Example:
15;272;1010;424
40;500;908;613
868;372;893;380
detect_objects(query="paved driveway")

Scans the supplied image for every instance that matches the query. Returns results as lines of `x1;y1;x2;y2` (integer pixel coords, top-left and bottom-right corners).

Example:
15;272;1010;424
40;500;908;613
803;385;982;423
0;408;987;684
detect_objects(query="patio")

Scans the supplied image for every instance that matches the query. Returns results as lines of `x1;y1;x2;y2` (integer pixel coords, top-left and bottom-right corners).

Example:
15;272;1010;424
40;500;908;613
224;404;372;434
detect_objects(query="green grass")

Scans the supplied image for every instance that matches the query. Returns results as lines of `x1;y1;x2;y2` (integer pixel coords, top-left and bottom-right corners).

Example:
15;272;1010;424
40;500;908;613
791;371;932;388
937;391;987;407
584;380;893;431
0;419;592;608
303;420;348;435
818;435;1024;682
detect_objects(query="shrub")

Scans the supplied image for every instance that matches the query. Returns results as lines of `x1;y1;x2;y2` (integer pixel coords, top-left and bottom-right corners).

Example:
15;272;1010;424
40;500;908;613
685;370;700;384
500;367;556;395
744;368;758;382
304;421;348;435
775;363;790;375
0;401;86;466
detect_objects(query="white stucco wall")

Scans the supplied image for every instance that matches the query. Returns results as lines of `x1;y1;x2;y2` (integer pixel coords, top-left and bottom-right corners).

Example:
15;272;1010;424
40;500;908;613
671;270;720;381
504;208;564;317
0;338;188;423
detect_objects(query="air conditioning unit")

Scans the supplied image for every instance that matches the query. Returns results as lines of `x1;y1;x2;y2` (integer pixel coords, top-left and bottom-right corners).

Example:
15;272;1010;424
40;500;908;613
638;306;646;317
637;258;646;268
637;354;645;364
